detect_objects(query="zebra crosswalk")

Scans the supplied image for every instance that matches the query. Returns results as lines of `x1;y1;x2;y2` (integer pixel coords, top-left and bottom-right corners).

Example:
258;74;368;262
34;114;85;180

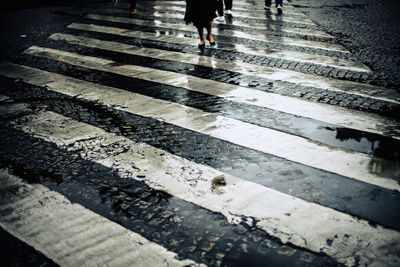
66;21;370;73
84;14;346;52
0;170;202;267
0;0;399;266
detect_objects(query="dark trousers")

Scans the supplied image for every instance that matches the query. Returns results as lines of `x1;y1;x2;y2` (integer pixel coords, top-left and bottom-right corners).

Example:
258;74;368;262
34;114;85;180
217;0;233;15
217;0;224;16
265;0;283;6
224;0;232;10
130;0;136;10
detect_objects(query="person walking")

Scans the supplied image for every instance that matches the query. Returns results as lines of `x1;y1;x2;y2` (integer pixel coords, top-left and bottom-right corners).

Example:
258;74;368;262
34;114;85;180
216;0;225;21
264;0;283;15
184;0;217;48
113;0;137;14
216;0;234;21
224;0;233;17
129;0;137;14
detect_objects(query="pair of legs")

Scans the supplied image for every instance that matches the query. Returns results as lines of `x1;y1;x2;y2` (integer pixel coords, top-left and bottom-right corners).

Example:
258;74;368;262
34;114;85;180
265;0;283;14
196;21;215;47
265;0;283;7
217;0;233;16
217;0;224;16
224;0;233;11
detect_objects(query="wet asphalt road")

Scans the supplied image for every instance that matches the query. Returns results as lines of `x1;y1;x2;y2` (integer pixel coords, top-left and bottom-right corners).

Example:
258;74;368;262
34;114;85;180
0;0;400;266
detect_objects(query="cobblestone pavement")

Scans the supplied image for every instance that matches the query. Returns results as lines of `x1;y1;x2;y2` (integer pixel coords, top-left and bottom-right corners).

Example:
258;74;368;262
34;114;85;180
292;0;400;90
0;1;399;266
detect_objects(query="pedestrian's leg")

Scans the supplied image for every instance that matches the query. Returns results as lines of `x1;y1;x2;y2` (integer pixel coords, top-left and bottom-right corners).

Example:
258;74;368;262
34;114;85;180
206;21;216;46
130;0;137;14
216;0;225;21
264;0;272;9
196;26;205;48
276;0;283;14
217;0;224;16
224;0;233;16
224;0;232;10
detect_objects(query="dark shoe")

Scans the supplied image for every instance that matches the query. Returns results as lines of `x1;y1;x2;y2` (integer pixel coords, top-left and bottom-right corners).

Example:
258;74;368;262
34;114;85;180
277;5;282;15
206;35;216;46
198;42;205;49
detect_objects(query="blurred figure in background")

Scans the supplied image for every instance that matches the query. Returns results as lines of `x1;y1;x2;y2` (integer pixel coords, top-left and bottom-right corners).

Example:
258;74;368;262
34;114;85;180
216;0;225;21
224;0;233;17
129;0;137;14
217;0;234;20
114;0;137;14
265;0;283;15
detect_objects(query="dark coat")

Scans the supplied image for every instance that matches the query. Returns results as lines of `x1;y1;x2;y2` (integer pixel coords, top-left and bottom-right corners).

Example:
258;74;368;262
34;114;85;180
184;0;217;27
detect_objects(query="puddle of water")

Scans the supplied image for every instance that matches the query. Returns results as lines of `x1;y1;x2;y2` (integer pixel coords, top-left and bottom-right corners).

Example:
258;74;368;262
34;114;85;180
318;126;400;161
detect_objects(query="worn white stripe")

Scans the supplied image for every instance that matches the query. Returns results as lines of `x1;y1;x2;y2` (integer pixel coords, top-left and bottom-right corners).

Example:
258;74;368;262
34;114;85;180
0;169;203;267
235;6;301;15
19;45;400;139
2;60;399;191
51;32;399;105
208;5;301;16
111;8;314;27
111;5;333;38
104;8;333;39
11;111;400;267
68;22;371;73
137;4;316;25
234;0;296;8
143;0;299;10
137;1;305;16
213;19;334;39
85;14;347;53
144;0;299;11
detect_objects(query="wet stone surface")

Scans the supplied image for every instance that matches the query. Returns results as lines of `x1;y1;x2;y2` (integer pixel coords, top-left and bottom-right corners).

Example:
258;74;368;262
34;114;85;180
0;1;399;266
1;78;399;233
0;125;340;266
80;17;354;60
75;19;366;82
293;0;400;90
0;228;59;267
32;27;399;118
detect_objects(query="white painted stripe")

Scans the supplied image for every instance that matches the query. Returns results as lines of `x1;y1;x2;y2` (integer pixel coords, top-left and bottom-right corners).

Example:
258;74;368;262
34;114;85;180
234;0;296;8
11;111;400;267
112;4;324;38
110;8;315;27
85;14;348;53
143;0;299;11
137;1;305;16
137;4;316;25
0;94;9;102
217;21;334;39
104;8;334;39
24;41;400;137
68;22;372;74
0;169;203;267
50;32;398;104
235;6;301;15
2;59;399;191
